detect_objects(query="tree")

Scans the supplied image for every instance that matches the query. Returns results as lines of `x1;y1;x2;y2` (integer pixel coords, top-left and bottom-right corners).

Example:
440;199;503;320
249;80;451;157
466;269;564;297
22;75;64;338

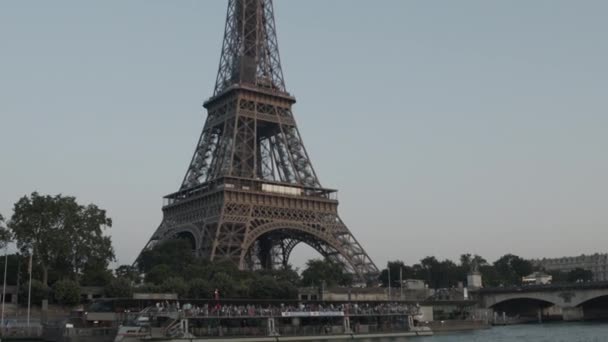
379;261;418;287
547;270;568;284
258;265;301;285
479;265;501;287
414;257;464;289
249;275;282;299
210;272;237;298
460;254;488;273
0;213;11;248
19;280;49;306
137;283;161;294
8;193;114;285
493;254;533;286
53;279;81;306
301;259;353;287
105;278;133;298
160;277;189;298
81;259;113;286
145;264;174;284
567;268;593;283
138;239;194;275
276;280;298;299
0;213;18;285
115;265;140;284
0;254;21;286
188;278;212;299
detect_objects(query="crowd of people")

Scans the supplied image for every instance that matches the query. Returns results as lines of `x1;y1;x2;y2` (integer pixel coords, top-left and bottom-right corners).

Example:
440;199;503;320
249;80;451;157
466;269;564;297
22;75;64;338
147;301;420;318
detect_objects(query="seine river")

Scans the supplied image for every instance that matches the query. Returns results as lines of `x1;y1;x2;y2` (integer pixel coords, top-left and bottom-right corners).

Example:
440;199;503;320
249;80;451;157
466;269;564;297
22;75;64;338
412;322;608;342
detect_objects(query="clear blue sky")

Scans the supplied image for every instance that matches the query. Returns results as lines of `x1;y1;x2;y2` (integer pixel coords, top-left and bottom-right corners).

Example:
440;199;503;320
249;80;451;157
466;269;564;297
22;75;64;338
1;1;607;269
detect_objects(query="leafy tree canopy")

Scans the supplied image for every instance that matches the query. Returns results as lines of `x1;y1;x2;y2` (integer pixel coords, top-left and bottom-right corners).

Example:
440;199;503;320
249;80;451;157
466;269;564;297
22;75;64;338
19;280;49;306
8;192;114;285
105;277;134;298
138;239;194;275
188;278;212;299
115;265;140;283
378;253;542;289
493;254;533;286
53;279;81;307
301;259;353;287
160;277;190;298
0;254;20;285
0;213;11;248
567;268;593;283
81;259;114;287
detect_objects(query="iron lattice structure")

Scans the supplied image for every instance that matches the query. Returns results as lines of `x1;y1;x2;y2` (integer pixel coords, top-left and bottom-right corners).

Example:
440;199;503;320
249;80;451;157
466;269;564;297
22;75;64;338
143;0;378;281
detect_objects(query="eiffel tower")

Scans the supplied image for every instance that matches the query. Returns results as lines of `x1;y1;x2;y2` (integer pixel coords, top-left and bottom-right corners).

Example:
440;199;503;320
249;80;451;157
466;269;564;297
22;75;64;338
143;0;378;281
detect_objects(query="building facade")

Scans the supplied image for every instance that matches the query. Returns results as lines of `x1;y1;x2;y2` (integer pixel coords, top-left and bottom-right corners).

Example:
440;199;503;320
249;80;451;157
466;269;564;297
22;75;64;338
535;254;608;281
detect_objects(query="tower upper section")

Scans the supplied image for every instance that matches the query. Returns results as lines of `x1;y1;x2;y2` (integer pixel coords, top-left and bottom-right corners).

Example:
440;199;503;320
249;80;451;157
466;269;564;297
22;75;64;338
213;0;286;96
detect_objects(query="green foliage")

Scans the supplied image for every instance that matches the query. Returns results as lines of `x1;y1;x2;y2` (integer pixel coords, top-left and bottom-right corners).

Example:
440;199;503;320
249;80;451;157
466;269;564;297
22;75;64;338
378;253;543;289
138;239;194;275
379;261;422;287
145;264;173;284
567;268;593;282
277;280;298;299
493;254;533;286
81;259;113;286
188;278;212;299
115;265;140;283
137;240;302;299
0;254;21;285
460;254;488;273
301;259;353;287
53;279;81;306
136;239;307;300
249;275;280;299
0;213;12;248
210;272;236;297
247;275;299;299
267;266;301;284
105;277;134;298
19;279;49;306
136;283;161;294
479;265;502;287
160;277;190;298
8;192;114;285
207;259;242;280
418;256;463;289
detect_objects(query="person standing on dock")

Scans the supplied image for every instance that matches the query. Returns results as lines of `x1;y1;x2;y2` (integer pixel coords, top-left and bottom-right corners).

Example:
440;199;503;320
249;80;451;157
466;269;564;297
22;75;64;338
214;289;221;312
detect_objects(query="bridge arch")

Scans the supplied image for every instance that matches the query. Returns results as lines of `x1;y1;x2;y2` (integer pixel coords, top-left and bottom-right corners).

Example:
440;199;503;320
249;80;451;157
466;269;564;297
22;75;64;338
482;292;561;309
575;294;608;320
489;296;560;321
490;296;559;308
569;289;608;307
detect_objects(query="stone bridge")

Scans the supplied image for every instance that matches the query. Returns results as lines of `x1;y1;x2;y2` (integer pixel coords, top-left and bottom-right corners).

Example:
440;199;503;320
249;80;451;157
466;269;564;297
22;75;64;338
474;282;608;321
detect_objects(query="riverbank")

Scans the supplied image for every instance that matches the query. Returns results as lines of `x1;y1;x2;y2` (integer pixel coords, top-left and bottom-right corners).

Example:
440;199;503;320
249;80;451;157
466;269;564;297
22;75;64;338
120;330;433;342
425;320;490;332
416;321;608;341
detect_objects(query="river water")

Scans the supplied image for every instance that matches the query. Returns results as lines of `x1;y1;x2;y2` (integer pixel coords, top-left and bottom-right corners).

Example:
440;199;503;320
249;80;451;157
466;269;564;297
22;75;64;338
411;322;608;342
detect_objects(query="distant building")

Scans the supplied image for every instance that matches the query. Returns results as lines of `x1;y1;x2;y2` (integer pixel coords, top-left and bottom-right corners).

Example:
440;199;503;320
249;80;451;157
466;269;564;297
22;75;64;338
534;254;608;281
401;279;426;290
522;272;553;285
298;286;386;301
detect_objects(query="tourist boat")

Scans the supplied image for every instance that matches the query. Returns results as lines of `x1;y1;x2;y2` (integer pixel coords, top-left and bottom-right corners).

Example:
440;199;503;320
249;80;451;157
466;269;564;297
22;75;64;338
112;302;432;341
